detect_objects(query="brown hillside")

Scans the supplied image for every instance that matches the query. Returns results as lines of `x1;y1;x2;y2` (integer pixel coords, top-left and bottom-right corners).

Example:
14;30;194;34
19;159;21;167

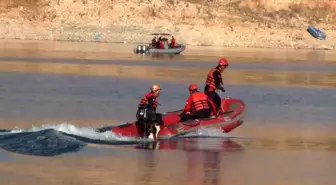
1;0;336;49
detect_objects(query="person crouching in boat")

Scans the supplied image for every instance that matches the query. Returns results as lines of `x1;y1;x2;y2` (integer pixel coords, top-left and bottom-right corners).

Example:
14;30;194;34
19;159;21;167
136;84;164;137
156;36;162;48
179;84;218;122
204;58;229;113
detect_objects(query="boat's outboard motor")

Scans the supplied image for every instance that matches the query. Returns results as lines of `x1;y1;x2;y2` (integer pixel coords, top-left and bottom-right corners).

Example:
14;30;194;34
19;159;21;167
135;45;142;53
135;45;148;54
142;45;148;53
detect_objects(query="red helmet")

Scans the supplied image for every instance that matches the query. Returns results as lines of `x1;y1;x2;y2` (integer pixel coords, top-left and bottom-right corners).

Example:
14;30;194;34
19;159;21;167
218;58;229;67
189;84;198;91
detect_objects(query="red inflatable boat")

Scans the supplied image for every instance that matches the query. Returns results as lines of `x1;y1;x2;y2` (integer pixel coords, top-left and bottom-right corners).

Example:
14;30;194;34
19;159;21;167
109;97;245;140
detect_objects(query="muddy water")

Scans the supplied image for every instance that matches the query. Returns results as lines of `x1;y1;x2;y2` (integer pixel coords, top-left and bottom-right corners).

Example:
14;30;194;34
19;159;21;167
0;40;335;185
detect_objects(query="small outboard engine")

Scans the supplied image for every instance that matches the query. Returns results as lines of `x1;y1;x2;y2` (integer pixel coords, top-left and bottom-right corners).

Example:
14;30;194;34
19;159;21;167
135;45;148;54
142;45;147;53
135;45;142;53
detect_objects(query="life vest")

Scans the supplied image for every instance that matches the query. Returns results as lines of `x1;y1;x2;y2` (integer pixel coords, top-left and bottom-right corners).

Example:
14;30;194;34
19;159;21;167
205;68;222;92
138;92;158;110
170;39;175;48
190;92;210;113
159;42;164;49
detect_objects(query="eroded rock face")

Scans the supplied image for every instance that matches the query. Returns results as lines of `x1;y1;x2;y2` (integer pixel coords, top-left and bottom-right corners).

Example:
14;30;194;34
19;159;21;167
0;0;336;49
2;0;333;26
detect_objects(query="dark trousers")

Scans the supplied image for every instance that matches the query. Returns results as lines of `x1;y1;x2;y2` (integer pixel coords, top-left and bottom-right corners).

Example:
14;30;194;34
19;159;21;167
153;113;164;125
179;109;211;122
205;90;221;112
136;113;164;138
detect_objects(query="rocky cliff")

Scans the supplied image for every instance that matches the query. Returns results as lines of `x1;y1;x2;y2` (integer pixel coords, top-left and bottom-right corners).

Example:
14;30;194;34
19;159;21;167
1;0;336;49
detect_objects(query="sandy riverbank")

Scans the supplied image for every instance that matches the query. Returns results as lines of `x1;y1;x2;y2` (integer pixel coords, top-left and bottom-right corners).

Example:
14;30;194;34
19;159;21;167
1;0;336;50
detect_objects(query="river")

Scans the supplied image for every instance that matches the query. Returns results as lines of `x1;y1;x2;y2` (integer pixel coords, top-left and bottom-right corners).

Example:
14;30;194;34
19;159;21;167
0;39;335;185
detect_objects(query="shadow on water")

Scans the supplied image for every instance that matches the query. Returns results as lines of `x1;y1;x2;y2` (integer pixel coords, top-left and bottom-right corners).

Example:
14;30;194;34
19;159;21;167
0;129;86;157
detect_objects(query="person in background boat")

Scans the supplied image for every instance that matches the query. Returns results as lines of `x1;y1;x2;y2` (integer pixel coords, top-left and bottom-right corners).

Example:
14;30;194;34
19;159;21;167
159;41;164;49
179;84;217;122
204;58;229;112
151;36;157;47
136;84;164;126
156;36;162;48
170;36;175;48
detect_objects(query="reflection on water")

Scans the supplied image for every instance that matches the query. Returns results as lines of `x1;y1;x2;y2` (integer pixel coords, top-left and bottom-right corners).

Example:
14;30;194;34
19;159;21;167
0;136;335;185
135;138;243;151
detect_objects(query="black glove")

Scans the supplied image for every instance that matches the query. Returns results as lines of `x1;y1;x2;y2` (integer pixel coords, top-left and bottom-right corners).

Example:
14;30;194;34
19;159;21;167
220;86;226;92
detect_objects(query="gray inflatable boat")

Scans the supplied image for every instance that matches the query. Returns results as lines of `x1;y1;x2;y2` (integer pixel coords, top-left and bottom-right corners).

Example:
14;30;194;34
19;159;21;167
134;42;186;55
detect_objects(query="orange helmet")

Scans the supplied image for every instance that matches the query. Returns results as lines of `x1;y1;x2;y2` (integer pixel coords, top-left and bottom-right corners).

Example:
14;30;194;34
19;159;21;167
150;84;161;91
218;58;229;67
189;84;198;91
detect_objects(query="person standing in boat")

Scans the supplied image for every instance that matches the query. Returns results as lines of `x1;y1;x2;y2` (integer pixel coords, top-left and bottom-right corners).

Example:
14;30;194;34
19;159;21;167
179;84;217;122
151;36;157;48
204;58;229;113
136;84;164;128
170;36;175;48
156;36;162;48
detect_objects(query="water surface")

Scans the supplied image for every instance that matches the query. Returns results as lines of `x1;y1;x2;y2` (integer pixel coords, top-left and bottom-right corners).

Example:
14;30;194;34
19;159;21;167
0;40;335;185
